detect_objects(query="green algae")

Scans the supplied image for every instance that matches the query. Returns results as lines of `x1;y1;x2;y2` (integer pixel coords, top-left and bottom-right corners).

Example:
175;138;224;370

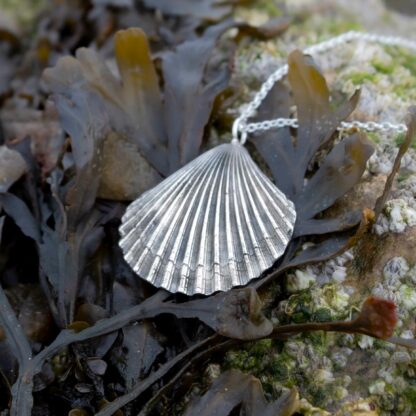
0;0;46;28
395;132;416;151
269;352;296;385
314;20;363;39
252;0;283;17
372;60;395;75
379;45;416;102
223;269;416;413
404;386;416;408
366;131;381;144
348;72;378;86
312;307;333;322
223;284;353;410
386;46;416;77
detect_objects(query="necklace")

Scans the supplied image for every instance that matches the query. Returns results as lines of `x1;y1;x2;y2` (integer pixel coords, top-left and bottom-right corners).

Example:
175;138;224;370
119;31;416;296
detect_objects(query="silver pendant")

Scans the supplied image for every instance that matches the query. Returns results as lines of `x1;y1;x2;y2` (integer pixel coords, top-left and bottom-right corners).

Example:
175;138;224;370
119;142;296;295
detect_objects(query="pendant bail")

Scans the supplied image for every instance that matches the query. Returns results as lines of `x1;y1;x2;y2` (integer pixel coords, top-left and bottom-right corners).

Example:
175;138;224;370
232;118;248;145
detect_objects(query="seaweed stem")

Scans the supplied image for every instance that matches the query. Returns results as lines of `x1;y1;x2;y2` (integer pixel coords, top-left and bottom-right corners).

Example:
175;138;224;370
0;285;33;416
374;106;416;220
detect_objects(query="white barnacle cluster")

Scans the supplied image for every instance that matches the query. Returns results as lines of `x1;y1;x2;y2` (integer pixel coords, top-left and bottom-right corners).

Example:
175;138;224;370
312;250;353;286
368;149;395;175
364;331;416;412
280;249;356;336
276;250;416;412
374;198;416;234
369;143;416;235
372;256;416;323
368;140;416;174
286;247;353;293
285;268;316;292
372;257;416;312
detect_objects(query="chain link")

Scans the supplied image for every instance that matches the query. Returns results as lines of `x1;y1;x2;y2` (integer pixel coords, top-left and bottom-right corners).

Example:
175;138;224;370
245;118;298;133
244;118;408;135
233;31;416;144
339;120;408;133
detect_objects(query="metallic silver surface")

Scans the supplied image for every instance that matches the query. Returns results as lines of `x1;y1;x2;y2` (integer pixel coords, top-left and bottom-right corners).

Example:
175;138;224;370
242;118;408;135
119;142;296;296
232;31;415;143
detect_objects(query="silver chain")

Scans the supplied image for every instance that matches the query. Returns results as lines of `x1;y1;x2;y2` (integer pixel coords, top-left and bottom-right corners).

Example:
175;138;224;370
233;31;416;144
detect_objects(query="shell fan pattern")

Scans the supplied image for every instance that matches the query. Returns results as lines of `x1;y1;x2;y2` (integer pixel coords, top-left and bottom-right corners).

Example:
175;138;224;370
119;142;296;296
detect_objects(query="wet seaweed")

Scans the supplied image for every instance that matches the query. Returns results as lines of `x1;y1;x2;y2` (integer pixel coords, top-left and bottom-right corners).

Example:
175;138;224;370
183;370;298;416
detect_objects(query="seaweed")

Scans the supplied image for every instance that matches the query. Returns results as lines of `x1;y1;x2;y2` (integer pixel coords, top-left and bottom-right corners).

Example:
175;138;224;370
142;0;233;21
374;106;416;219
253;51;372;220
248;51;376;292
183;370;299;416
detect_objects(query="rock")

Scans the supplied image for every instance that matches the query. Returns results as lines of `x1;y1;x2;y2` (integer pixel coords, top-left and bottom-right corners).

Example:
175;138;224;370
0;284;54;344
97;131;162;200
225;0;416;414
0;145;27;192
1;106;63;176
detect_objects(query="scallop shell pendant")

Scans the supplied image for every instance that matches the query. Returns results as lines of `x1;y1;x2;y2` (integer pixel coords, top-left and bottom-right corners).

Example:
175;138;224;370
119;142;296;296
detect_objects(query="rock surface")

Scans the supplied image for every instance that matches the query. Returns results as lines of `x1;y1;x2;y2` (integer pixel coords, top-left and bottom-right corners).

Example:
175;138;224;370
225;0;416;414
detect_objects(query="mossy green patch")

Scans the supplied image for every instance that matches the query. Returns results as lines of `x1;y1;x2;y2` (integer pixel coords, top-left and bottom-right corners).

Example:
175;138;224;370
285;293;313;323
224;350;255;373
305;332;331;357
395;133;416;150
312;307;333;322
268;353;293;383
404;386;416;409
386;47;416;101
0;0;46;28
252;0;282;17
311;19;363;41
398;172;411;183
307;384;334;408
372;60;394;75
386;46;416;76
395;132;406;147
348;71;378;86
250;338;273;355
366;131;381;144
377;392;396;411
224;339;275;376
392;77;416;101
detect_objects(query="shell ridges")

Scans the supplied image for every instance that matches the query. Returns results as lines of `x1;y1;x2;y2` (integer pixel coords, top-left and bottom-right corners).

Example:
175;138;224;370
119;143;296;296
